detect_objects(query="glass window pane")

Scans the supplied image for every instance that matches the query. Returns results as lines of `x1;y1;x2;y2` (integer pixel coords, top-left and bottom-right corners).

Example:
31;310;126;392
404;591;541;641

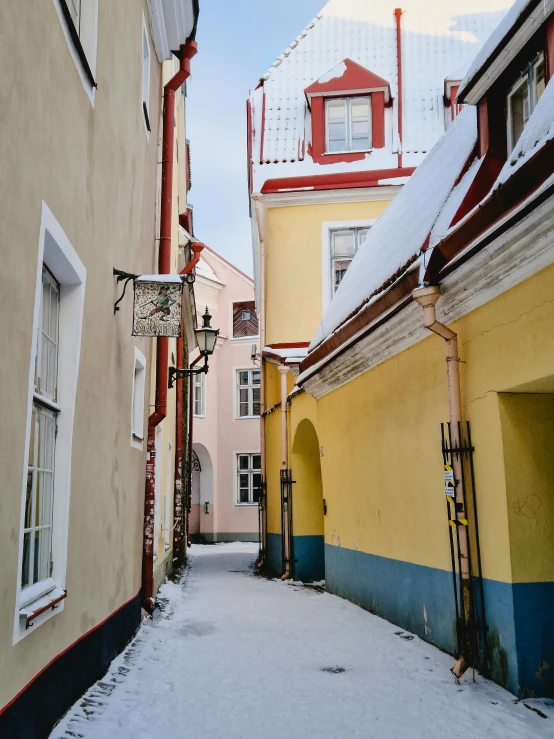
351;98;370;121
535;59;545;103
25;472;34;529
253;455;261;470
332;230;356;257
239;371;249;386
333;259;352;292
239;473;249;488
252;371;261;386
327;100;346;121
326;100;347;152
21;533;31;587
357;228;369;247
28;408;37;467
239;403;249;417
238;456;249;470
252;474;262;503
510;79;529;148
239;489;249;504
34;528;52;583
49;286;59;341
239;389;249;404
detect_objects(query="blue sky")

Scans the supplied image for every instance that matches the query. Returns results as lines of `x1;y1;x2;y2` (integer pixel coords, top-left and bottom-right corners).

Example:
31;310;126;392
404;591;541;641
186;0;324;275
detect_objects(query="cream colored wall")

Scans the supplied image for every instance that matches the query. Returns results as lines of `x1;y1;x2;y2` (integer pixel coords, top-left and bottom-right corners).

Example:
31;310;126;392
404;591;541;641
0;0;162;709
265;200;391;344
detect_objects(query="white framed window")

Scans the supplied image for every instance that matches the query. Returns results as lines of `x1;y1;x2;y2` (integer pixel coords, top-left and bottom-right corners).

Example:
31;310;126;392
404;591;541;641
193;372;205;418
330;226;369;295
131;347;146;448
325;97;372;153
142;14;151;134
54;0;99;104
321;220;375;313
236;369;261;418
507;52;545;152
15;202;86;643
236;453;262;505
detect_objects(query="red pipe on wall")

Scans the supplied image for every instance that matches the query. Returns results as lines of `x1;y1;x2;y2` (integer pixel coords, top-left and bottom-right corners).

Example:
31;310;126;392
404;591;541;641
395;8;404;169
173;243;204;566
142;40;198;611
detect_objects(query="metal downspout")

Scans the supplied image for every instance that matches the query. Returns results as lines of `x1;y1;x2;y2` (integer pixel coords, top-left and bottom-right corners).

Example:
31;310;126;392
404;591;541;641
278;364;291;579
413;285;470;678
142;41;198;613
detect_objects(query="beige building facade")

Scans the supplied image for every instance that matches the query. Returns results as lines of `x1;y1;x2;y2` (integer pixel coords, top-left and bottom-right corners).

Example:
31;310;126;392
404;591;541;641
0;1;199;734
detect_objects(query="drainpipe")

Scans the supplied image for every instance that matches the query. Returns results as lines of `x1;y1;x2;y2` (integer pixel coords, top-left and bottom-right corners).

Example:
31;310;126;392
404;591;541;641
278;364;291;579
173;242;204;568
142;40;198;614
395;8;404;169
252;194;267;567
412;285;470;678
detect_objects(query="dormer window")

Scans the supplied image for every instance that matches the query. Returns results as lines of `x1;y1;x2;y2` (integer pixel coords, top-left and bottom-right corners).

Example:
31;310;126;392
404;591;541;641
507;53;545;152
305;59;390;165
326;97;372;153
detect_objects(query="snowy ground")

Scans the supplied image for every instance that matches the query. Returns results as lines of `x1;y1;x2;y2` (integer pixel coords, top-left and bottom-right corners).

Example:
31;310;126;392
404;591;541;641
52;543;553;738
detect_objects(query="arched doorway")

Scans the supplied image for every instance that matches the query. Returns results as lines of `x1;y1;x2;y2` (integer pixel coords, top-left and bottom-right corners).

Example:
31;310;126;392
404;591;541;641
190;443;214;543
291;419;325;582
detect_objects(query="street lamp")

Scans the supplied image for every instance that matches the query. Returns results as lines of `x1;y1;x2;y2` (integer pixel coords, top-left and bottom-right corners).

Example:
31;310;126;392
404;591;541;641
168;306;219;388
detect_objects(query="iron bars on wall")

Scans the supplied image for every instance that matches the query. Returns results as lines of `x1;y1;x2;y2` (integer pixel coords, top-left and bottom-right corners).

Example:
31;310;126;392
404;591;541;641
441;422;489;677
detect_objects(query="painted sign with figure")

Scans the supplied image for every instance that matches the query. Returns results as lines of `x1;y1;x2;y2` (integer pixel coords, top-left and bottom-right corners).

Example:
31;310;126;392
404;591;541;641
132;277;183;337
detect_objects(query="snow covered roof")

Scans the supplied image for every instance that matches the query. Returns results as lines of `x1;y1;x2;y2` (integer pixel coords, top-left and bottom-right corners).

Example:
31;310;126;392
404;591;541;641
250;0;509;189
196;257;223;284
310;106;478;349
458;0;553;103
495;75;554;185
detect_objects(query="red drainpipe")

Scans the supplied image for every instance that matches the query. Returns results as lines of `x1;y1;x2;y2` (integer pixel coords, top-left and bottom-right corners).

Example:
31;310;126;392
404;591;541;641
142;40;198;612
395;8;404;169
173;243;204;567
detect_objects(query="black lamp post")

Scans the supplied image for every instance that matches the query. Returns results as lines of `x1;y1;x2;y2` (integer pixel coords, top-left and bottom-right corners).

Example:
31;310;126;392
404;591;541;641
168;307;219;388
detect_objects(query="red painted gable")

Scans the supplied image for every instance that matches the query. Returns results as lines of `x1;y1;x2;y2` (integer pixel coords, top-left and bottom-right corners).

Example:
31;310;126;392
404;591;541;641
305;58;391;100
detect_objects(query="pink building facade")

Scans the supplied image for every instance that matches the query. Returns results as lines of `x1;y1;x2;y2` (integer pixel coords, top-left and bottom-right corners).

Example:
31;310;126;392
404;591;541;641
189;247;261;543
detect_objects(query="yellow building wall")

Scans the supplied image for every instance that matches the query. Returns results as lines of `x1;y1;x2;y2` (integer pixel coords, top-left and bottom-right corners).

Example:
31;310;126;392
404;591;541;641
265;200;391;344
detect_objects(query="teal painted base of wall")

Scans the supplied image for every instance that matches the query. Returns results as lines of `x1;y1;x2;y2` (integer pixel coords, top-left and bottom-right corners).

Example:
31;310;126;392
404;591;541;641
292;535;324;582
325;543;554;698
266;533;283;576
193;532;260;544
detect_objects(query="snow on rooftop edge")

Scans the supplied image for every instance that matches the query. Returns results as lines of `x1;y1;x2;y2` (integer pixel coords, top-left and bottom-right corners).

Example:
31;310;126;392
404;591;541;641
310;106;478;351
458;0;532;99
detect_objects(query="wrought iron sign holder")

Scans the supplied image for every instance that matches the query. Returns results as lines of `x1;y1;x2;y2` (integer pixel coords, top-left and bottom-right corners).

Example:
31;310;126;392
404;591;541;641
168;356;209;389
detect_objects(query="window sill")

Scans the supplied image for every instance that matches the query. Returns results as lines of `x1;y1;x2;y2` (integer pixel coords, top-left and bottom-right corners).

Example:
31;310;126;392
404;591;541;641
193;414;205;419
18;580;67;632
230;335;260;342
236;416;261;421
235;502;259;507
324;149;372;156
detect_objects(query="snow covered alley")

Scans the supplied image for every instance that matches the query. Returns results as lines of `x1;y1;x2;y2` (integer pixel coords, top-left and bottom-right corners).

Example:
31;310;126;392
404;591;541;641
52;543;553;739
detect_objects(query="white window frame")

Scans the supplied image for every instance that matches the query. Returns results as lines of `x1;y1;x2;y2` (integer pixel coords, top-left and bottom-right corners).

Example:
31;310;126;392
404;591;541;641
325;96;372;154
321;220;376;313
193;371;205;418
142;13;151;137
507;52;545;153
131;347;146;449
14;202;86;643
235;368;261;420
234;452;262;506
53;0;99;106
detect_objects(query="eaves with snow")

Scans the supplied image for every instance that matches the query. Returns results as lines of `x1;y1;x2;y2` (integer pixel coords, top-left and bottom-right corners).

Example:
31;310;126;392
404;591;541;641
248;0;511;193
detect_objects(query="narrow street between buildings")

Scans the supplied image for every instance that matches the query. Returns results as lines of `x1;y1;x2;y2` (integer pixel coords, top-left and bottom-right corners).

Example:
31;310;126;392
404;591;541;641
52;543;552;739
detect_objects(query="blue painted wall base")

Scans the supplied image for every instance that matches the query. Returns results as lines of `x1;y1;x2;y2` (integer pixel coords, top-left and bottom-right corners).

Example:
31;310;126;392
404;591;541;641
266;533;283;576
324;543;554;698
292;535;325;582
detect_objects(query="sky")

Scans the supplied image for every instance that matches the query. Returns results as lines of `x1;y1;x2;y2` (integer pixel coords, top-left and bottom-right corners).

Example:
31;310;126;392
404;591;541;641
186;0;325;276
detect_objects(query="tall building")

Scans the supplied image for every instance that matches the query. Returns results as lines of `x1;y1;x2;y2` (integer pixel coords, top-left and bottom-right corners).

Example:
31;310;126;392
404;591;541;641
0;1;200;734
190;247;261;544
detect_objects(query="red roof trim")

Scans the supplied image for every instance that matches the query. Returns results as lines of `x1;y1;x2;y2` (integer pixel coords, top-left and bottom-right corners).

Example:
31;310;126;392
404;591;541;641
261;168;415;194
305;58;391;101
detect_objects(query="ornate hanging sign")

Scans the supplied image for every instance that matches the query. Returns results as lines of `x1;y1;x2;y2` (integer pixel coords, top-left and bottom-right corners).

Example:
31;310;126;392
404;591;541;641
132;276;184;337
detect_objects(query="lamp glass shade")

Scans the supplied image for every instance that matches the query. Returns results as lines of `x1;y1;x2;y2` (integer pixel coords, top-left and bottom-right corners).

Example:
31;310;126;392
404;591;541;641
196;326;219;355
